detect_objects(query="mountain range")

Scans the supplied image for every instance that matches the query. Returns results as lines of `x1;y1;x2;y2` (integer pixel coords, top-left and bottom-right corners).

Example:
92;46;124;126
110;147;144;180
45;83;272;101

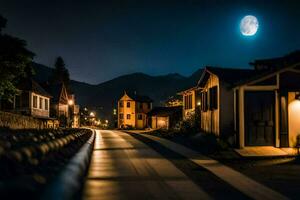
32;63;203;119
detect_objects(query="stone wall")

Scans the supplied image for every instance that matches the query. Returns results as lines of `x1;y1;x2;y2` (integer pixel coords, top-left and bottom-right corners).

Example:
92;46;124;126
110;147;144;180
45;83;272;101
0;111;45;129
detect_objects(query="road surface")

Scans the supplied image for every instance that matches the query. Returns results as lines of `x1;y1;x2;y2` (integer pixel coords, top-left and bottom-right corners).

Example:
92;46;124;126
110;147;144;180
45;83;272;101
82;130;210;200
82;130;287;200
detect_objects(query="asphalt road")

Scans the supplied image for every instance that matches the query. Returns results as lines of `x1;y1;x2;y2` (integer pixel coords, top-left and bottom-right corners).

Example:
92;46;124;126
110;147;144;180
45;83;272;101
82;130;285;200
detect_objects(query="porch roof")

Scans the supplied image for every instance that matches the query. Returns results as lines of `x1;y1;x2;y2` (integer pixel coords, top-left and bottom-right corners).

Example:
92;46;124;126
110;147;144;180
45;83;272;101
17;78;52;98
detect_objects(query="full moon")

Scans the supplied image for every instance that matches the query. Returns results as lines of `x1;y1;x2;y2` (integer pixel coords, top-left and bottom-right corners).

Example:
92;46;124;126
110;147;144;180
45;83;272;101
240;15;259;36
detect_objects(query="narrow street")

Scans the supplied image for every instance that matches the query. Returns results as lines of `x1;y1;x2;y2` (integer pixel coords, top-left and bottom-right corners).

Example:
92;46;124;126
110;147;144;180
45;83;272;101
82;130;287;200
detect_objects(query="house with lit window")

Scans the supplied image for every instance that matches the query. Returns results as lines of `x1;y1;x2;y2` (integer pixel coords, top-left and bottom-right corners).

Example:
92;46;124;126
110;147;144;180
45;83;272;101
233;51;300;149
178;86;201;120
12;78;52;119
44;83;70;127
148;106;182;130
118;91;152;129
197;67;255;141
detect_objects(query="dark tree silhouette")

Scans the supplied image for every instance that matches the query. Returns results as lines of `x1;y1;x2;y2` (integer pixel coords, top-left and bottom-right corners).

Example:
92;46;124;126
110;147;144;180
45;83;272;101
51;56;70;87
0;15;35;102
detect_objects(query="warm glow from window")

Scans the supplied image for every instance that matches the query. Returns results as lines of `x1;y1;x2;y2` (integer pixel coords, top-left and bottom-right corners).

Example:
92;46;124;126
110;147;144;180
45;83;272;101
288;99;300;146
68;99;74;105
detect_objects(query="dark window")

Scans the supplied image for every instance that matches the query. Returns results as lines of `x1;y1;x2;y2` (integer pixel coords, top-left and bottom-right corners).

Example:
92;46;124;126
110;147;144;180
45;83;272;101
147;103;151;109
127;102;130;107
201;91;208;112
119;113;124;119
33;95;38;108
139;103;143;109
138;114;142;120
119;101;124;107
209;86;218;110
45;99;49;110
39;97;43;109
184;94;193;110
126;114;131;119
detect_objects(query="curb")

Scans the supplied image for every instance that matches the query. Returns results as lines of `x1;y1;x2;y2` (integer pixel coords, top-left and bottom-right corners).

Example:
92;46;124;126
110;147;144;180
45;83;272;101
41;129;96;200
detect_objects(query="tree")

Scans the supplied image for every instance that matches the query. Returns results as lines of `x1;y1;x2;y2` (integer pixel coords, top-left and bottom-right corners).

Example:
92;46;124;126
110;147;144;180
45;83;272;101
0;15;35;102
51;56;70;87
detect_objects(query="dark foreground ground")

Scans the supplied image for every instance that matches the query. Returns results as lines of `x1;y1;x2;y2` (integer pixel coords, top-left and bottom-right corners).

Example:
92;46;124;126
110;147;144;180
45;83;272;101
136;130;300;199
0;128;92;200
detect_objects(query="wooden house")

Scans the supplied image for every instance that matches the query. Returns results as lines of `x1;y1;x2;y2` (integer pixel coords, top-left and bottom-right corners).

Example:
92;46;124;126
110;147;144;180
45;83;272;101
178;86;201;120
197;67;255;141
13;78;52;118
233;51;300;148
148;106;182;130
118;91;152;129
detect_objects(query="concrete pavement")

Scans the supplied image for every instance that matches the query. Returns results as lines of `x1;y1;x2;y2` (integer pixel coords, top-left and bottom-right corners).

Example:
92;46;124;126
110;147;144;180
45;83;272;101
82;130;211;200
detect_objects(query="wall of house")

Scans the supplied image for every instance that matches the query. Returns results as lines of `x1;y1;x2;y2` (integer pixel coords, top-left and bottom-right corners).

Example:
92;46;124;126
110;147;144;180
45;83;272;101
183;90;196;120
288;92;300;147
30;92;50;118
151;116;169;129
201;74;220;135
118;94;136;128
0;111;46;129
220;82;235;140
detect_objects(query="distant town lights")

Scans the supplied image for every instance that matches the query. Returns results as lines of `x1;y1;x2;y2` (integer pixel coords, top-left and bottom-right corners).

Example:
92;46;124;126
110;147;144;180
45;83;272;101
90;112;95;117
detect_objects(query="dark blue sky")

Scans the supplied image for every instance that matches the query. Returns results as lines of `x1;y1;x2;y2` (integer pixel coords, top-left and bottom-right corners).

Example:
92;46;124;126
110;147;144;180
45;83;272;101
1;0;299;84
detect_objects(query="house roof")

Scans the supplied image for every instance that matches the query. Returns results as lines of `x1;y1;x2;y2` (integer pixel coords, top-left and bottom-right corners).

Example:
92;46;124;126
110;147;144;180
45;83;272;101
125;91;153;103
250;50;300;69
17;79;52;98
147;106;182;117
43;83;68;103
198;66;257;87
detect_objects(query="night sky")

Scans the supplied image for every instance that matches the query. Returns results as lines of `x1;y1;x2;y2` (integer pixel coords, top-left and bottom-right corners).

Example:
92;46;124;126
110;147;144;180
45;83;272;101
1;0;299;84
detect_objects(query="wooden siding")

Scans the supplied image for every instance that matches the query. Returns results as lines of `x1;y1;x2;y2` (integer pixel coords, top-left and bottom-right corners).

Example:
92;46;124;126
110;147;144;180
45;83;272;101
201;74;220;135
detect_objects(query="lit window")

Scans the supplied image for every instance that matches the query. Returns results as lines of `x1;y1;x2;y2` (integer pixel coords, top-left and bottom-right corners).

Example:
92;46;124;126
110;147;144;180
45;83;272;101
119;113;124;119
33;95;38;108
119;101;123;107
127;114;131;119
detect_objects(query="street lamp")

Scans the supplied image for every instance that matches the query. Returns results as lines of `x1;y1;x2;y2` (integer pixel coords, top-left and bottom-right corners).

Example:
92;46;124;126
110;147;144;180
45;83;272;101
90;112;95;117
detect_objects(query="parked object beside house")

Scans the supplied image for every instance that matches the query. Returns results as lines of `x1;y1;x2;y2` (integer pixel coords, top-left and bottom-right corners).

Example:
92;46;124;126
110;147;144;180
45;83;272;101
118;91;152;129
148;106;182;130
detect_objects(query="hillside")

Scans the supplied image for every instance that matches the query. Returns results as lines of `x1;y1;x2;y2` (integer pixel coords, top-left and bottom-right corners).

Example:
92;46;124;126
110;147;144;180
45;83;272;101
32;63;202;119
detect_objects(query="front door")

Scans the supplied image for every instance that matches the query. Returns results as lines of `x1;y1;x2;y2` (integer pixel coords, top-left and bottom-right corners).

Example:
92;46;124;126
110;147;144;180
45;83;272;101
245;91;275;146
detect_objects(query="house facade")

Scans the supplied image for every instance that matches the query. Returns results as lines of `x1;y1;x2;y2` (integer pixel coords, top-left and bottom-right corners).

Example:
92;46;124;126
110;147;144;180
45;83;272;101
14;79;52;119
118;92;152;129
148;106;182;130
234;51;300;148
178;86;201;120
197;67;255;141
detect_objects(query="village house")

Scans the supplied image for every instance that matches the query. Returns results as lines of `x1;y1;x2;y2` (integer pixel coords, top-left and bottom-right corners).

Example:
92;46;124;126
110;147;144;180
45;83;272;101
44;83;75;127
147;106;182;130
118;91;152;129
178;86;201;120
233;51;300;148
197;67;255;142
13;78;52;119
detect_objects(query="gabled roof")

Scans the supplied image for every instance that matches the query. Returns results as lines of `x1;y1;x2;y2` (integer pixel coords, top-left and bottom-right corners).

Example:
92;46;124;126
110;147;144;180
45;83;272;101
124;91;153;103
198;66;257;87
17;78;52;98
147;106;182;117
43;83;68;103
